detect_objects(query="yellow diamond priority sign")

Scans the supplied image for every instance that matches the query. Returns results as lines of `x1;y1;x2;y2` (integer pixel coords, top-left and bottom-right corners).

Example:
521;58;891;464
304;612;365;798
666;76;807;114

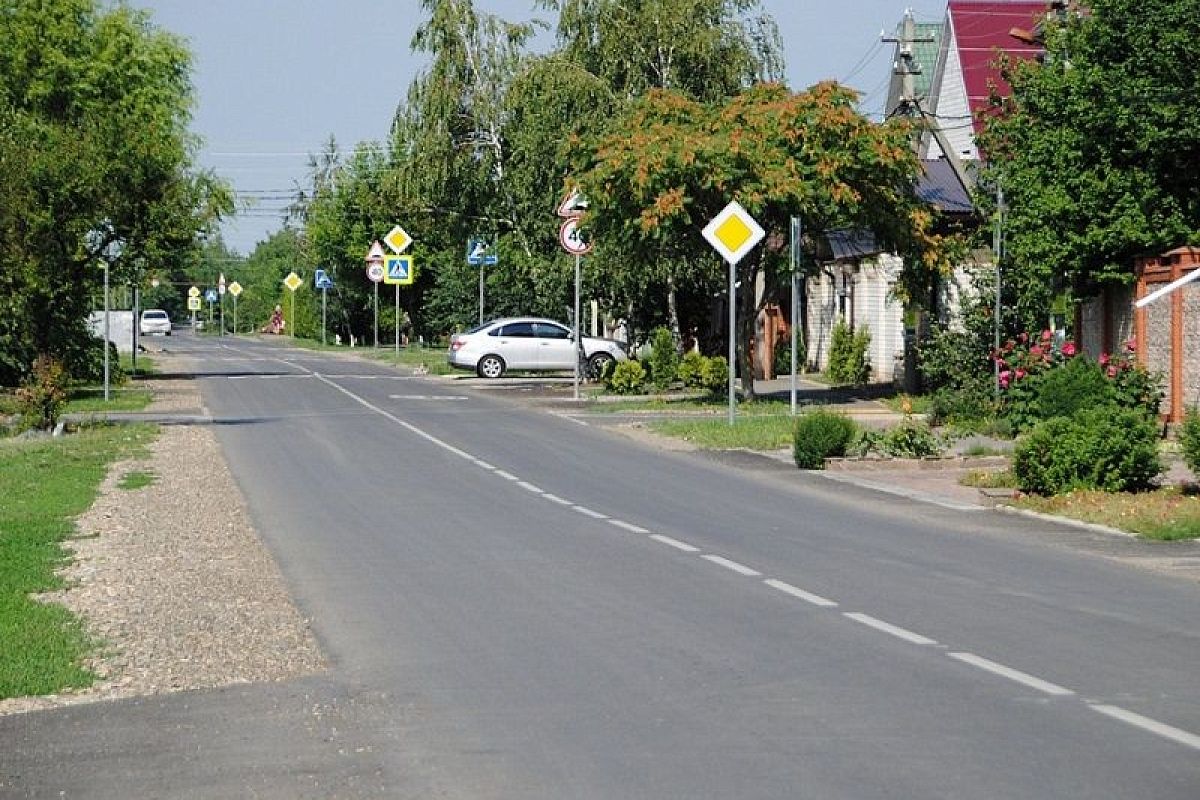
384;225;412;255
283;272;303;292
702;201;765;265
228;281;243;297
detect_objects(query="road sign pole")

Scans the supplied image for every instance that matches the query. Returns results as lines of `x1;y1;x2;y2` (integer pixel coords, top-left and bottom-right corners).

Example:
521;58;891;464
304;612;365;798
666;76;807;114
132;284;138;376
373;282;379;348
574;253;581;401
394;284;400;356
790;216;801;417
479;264;484;326
103;259;110;402
290;290;294;339
728;258;736;426
233;295;238;336
321;287;327;345
220;299;225;337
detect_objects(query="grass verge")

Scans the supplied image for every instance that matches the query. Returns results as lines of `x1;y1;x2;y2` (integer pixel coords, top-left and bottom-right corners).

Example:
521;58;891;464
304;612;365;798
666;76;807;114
647;415;795;450
65;387;153;414
1011;486;1200;541
0;423;157;699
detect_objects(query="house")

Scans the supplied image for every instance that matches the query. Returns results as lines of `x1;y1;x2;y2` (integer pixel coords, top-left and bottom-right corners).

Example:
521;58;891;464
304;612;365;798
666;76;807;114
795;1;1048;384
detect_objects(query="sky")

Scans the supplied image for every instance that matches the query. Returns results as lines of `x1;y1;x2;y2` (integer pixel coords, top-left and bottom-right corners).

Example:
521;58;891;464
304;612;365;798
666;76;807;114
133;1;951;255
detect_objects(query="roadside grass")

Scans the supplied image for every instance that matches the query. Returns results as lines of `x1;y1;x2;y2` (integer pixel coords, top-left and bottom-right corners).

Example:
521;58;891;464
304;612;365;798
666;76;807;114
647;415;796;450
117;470;156;490
0;423;157;699
64;387;153;414
1011;486;1200;541
960;468;1019;489
881;394;934;415
593;397;804;415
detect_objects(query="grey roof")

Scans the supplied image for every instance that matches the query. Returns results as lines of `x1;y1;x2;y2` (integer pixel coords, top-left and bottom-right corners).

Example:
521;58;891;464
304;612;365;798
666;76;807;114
916;159;974;214
826;229;882;261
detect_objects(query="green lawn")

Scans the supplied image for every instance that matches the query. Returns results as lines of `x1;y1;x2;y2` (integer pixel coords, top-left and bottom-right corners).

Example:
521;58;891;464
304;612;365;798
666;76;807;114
1011;486;1200;541
0;423;156;699
64;387;153;414
647;415;796;450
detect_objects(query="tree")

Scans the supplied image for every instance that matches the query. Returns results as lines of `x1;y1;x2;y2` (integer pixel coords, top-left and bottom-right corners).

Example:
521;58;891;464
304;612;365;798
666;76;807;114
540;0;783;100
978;0;1200;331
570;82;946;398
0;0;230;383
540;0;784;342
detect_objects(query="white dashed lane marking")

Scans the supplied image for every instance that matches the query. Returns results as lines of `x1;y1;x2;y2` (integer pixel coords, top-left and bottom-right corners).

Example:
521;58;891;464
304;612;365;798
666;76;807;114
948;652;1073;696
309;370;1200;756
764;579;838;608
650;534;701;553
702;555;762;577
844;613;938;646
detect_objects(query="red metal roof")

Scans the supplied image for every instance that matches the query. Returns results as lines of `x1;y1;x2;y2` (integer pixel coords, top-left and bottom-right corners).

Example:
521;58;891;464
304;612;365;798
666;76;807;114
947;1;1046;131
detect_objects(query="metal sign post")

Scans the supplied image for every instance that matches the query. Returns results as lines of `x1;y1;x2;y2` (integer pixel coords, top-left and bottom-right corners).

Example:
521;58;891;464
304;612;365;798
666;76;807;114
702;201;766;425
366;241;385;348
468;237;498;325
382;228;413;357
790;216;801;416
557;188;592;401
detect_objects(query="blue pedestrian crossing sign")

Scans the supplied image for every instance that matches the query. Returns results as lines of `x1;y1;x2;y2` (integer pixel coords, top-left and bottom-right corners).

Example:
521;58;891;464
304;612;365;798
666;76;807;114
204;288;218;303
384;255;414;285
314;268;334;290
466;237;498;266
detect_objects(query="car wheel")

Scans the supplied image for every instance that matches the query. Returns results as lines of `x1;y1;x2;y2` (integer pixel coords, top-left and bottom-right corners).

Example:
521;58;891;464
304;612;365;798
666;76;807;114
587;353;614;380
477;354;506;379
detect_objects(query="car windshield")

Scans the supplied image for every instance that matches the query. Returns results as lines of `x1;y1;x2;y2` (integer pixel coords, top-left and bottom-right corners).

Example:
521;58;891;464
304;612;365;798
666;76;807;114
143;311;167;320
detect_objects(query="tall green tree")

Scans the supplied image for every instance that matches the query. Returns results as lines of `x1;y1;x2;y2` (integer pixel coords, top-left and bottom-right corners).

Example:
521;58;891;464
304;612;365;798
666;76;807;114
541;0;785;341
570;82;946;398
979;0;1200;331
0;0;229;383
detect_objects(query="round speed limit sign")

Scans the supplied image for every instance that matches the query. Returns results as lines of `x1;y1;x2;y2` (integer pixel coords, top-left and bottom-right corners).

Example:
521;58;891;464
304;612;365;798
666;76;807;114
366;260;385;283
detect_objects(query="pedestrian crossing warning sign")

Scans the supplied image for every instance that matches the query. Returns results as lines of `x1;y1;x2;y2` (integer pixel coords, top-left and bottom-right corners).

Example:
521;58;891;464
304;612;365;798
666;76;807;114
384;255;414;285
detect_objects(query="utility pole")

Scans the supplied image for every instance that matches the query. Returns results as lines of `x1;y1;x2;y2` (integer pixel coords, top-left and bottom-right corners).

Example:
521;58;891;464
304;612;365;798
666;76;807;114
885;10;975;192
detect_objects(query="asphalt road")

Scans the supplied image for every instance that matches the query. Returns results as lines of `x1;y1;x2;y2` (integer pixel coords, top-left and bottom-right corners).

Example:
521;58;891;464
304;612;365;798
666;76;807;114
3;333;1199;799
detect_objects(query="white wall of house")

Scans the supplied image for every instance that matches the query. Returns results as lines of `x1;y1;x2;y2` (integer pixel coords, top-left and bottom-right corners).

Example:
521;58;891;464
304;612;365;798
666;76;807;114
805;254;905;383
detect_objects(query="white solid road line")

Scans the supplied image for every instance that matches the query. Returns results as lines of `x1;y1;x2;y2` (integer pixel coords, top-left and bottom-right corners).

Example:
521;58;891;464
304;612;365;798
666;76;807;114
608;520;649;534
517;481;544;493
650;534;701;553
494;470;520;481
764;579;838;608
1090;705;1200;751
948;652;1073;696
844;613;938;646
701;555;762;577
542;493;573;505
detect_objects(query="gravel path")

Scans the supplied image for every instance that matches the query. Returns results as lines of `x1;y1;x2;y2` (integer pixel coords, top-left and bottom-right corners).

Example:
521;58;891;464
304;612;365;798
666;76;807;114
0;356;325;715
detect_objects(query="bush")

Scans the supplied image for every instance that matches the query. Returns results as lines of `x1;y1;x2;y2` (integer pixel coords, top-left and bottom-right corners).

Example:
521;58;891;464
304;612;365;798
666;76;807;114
16;355;68;431
1013;406;1162;495
647;327;679;391
793;409;858;469
1033;356;1114;422
878;419;944;458
928;378;999;430
1182;407;1200;477
678;351;706;388
698;355;728;397
827;319;870;385
605;360;647;395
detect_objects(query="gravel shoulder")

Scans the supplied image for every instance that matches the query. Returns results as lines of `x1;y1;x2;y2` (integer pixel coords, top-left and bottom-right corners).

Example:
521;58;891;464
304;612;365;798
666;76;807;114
0;356;325;716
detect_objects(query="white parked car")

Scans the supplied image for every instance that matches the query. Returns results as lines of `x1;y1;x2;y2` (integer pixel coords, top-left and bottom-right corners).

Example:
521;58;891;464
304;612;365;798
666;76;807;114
139;308;172;336
448;317;628;379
